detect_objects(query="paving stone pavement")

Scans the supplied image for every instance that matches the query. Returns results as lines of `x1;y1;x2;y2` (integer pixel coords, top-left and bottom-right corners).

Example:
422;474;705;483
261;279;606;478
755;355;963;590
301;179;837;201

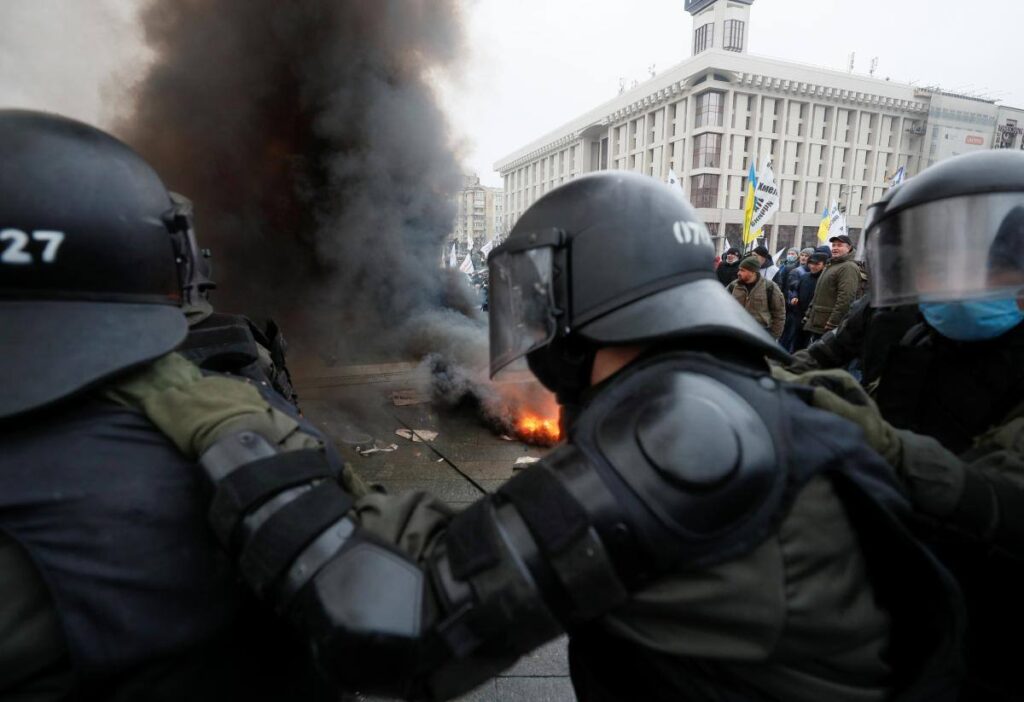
294;362;576;702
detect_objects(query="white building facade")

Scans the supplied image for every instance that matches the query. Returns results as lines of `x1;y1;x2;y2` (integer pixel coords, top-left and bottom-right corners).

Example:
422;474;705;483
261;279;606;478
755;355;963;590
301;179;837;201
495;0;1024;252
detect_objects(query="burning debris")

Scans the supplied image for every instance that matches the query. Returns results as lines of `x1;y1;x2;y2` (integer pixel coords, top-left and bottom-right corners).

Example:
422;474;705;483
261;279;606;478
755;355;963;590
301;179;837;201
418;350;562;446
515;414;562;445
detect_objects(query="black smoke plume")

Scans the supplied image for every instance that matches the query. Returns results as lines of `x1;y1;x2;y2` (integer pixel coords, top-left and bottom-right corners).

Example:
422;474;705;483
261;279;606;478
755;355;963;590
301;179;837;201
118;0;560;438
118;0;471;364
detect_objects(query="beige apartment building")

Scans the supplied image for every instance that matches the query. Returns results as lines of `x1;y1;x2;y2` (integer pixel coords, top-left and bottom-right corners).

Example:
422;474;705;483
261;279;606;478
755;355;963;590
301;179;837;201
495;0;1024;251
450;174;505;255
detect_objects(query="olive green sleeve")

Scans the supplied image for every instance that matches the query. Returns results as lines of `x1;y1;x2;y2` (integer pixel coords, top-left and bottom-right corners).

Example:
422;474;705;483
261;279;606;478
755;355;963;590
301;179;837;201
354;491;456;563
103;353;369;497
825;264;860;329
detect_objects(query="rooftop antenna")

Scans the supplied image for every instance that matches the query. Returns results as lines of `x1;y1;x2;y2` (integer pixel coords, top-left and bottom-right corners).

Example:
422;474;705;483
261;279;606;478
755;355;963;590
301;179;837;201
848;51;856;73
648;64;657;79
618;77;626;95
869;57;878;77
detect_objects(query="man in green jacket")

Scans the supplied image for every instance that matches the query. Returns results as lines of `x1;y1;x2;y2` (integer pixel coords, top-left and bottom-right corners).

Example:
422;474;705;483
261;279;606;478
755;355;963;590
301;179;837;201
727;257;786;339
803;234;863;340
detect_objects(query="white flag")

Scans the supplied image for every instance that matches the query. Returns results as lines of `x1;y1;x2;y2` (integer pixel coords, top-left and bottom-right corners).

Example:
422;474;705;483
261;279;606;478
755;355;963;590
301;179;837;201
667;169;682;189
761;246;784;281
720;238;733;255
748;158;780;236
887;165;906;190
448;243;458;268
828;200;848;239
459;253;474;274
480;239;494;257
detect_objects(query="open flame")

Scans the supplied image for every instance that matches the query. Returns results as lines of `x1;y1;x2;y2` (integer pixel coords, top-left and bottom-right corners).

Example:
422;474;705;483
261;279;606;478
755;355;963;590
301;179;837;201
515;412;561;445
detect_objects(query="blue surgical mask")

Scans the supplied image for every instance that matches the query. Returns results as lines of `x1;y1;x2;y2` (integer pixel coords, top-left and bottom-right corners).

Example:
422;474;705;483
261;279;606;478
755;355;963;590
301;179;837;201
786;254;798;263
919;297;1024;341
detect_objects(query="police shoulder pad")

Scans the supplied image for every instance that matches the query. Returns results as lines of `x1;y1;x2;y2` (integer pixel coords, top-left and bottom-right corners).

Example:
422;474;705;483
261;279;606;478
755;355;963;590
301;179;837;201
588;366;782;561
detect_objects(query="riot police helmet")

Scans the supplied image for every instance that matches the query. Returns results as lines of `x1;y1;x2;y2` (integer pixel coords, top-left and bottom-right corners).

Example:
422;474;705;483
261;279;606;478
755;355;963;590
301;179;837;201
168;191;217;324
487;171;786;399
0;110;191;419
865;150;1024;307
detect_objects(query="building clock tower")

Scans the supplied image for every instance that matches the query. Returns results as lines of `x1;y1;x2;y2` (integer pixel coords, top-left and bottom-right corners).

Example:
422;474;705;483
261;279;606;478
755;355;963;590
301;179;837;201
685;0;754;56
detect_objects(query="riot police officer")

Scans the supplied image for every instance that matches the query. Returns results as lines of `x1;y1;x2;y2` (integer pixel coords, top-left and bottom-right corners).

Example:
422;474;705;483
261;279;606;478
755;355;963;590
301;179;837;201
171;172;963;700
783;150;1024;700
164;191;301;407
0;109;344;700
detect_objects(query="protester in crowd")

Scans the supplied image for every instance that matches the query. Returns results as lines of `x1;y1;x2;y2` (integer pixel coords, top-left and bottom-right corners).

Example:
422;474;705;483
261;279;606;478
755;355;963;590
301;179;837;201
727;256;786;340
802;234;862;343
715;247;741;286
772;247;800;289
791;251;829;351
784;248;816;302
774;247;805;351
750;244;779;281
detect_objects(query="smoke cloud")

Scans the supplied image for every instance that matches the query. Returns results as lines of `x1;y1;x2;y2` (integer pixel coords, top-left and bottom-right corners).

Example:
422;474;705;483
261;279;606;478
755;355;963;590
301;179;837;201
116;0;559;435
118;0;473;364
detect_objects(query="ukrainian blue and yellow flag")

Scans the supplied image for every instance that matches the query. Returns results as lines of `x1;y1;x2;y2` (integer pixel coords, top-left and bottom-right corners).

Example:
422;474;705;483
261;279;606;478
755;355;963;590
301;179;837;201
816;207;830;244
742;163;758;247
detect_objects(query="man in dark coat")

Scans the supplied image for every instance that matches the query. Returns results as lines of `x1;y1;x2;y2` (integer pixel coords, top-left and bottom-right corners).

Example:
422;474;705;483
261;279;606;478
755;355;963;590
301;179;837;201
715;247;741;285
792;252;828;351
778;247;813;350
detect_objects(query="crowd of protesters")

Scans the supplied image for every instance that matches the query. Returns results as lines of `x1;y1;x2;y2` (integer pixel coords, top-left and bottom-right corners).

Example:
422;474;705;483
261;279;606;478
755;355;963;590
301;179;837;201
715;235;865;352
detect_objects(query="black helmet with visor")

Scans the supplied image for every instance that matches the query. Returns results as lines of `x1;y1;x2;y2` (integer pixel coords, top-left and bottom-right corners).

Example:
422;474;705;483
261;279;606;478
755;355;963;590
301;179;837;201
865;150;1024;307
487;171;786;401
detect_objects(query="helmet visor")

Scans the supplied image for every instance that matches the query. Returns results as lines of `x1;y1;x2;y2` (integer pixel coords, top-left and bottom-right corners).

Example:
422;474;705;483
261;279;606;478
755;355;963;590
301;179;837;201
867;193;1024;306
488;246;557;379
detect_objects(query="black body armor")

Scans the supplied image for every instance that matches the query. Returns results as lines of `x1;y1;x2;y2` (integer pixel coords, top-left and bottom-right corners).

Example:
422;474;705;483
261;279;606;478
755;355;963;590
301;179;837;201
0;396;334;701
197;352;963;701
875;321;1024;454
180;312;299;407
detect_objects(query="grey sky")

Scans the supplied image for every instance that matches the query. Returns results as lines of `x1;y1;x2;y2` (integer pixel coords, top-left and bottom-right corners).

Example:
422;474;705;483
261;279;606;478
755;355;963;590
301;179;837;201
0;0;149;126
2;1;1019;189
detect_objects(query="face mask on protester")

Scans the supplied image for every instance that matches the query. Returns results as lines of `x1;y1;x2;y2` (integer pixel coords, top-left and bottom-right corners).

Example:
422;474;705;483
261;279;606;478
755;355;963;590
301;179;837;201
786;253;798;263
919;297;1024;341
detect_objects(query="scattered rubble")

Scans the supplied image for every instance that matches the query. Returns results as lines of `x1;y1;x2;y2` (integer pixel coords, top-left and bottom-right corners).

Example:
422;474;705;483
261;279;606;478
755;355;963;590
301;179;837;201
356;441;398;456
391;389;430;406
395;428;439;443
513;456;541;470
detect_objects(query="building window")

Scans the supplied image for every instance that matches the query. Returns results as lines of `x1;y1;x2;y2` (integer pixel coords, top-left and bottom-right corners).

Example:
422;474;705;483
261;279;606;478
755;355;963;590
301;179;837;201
693;23;713;54
690;174;719;208
724;20;744;52
695;91;724;128
692;133;722;169
800;226;819;250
